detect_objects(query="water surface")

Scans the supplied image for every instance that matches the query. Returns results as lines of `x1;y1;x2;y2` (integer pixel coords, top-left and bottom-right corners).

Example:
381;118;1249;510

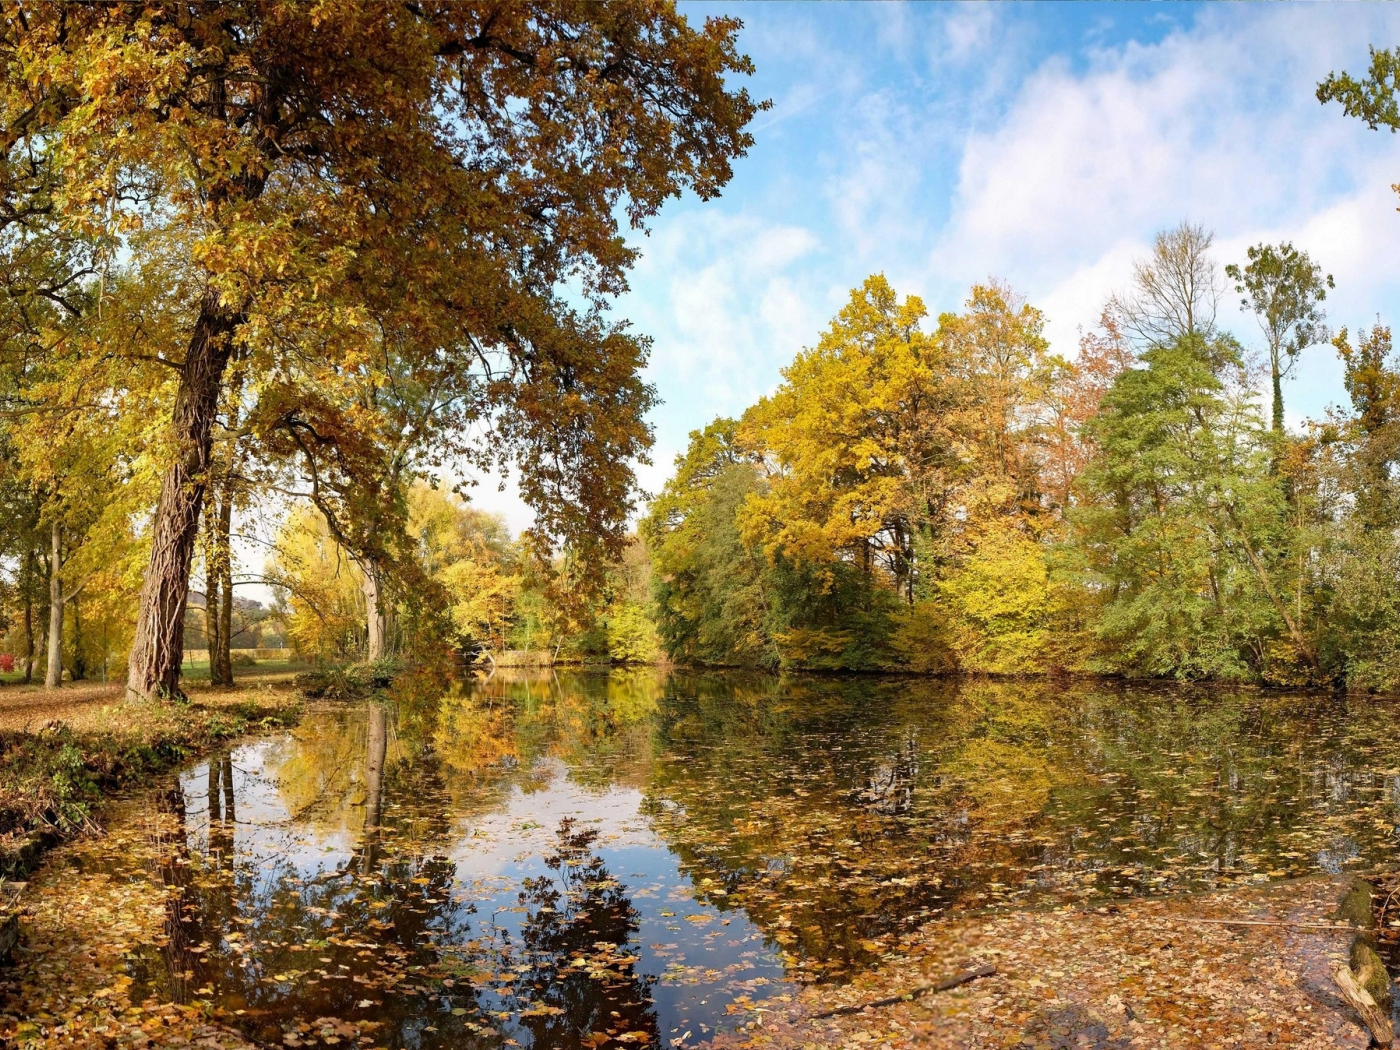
102;672;1400;1047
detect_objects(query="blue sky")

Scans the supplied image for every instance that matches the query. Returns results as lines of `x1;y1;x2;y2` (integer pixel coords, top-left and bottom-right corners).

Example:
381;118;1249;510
477;3;1400;529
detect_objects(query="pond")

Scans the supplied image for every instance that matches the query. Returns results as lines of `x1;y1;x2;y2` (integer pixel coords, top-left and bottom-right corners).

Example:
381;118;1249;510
73;672;1400;1047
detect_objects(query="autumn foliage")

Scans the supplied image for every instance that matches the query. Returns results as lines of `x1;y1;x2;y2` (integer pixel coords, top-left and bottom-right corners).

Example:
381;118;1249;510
0;1;761;694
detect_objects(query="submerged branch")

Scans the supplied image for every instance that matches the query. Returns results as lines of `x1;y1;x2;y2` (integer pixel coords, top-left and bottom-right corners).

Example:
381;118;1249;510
811;963;996;1019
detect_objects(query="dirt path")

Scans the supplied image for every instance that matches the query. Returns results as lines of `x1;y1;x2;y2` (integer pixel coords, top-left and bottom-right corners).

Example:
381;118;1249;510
717;876;1373;1049
0;670;300;733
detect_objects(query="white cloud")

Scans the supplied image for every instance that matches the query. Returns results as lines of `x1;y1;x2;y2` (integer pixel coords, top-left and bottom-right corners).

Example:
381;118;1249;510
920;4;1400;425
943;5;999;62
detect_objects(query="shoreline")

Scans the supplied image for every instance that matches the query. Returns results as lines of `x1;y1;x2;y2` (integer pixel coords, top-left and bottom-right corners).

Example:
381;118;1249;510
0;673;303;881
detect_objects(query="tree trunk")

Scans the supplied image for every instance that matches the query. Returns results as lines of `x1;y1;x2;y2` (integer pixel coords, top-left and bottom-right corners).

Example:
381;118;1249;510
71;596;85;681
45;519;63;689
1272;364;1285;435
360;556;388;662
21;552;34;685
216;482;234;685
126;292;240;699
205;542;222;684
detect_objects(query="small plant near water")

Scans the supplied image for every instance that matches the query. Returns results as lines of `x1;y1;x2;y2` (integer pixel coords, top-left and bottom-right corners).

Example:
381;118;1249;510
295;657;404;699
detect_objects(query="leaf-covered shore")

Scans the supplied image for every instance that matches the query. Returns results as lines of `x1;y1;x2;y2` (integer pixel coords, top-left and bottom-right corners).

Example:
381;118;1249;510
716;876;1374;1049
0;679;300;878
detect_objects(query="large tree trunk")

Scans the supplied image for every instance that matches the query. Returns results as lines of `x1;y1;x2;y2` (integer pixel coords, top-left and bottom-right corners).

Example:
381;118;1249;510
45;520;63;689
126;293;240;699
360;556;388;662
1271;364;1285;435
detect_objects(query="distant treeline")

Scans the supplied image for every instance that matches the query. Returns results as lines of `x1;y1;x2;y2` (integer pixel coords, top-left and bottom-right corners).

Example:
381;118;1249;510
641;225;1400;689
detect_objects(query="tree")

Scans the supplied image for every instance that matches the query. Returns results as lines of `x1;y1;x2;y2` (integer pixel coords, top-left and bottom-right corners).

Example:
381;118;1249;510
1038;313;1134;516
1;1;763;698
1319;47;1400;134
642;419;774;667
268;507;373;661
1330;323;1400;529
740;275;945;602
936;280;1056;526
1225;243;1333;434
1074;334;1313;679
1109;222;1224;349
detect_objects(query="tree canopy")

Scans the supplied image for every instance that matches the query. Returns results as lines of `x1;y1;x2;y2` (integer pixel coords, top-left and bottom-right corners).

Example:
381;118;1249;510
0;0;763;696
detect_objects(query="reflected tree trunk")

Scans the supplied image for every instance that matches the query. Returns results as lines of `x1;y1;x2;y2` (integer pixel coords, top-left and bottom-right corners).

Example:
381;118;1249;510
207;758;221;824
207;753;235;870
360;703;388;875
153;777;209;1004
222;754;235;820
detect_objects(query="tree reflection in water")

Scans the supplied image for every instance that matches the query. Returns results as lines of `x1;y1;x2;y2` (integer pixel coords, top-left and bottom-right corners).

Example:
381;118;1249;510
508;818;659;1049
128;701;663;1050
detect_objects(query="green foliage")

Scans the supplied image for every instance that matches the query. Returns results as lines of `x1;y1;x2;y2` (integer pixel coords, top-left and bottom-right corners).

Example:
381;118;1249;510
1225;242;1332;432
644;425;775;667
1319;46;1400;131
1072;334;1297;680
604;601;661;665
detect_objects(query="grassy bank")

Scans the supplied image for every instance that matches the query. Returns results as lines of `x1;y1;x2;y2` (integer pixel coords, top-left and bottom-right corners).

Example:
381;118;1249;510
0;678;301;877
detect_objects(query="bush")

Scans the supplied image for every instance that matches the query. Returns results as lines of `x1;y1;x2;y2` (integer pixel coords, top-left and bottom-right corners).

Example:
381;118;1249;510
939;526;1050;674
295;658;403;699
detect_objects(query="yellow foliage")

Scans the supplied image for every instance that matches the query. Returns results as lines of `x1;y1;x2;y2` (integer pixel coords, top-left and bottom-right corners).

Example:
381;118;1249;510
739;274;943;591
939;526;1050;674
889;602;957;674
268;507;366;659
406;484;521;651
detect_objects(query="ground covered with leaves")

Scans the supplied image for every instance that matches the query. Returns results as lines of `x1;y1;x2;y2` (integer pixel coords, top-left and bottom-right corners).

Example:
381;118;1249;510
0;676;300;876
713;876;1375;1049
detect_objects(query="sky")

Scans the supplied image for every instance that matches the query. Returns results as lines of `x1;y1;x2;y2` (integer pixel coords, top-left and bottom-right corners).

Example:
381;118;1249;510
434;4;1400;536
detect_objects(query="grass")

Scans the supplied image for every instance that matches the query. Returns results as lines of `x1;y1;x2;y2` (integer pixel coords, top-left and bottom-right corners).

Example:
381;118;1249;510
179;657;310;679
0;675;302;876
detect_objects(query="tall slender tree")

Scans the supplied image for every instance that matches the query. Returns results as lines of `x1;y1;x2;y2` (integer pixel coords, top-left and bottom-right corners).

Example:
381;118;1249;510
1225;243;1333;434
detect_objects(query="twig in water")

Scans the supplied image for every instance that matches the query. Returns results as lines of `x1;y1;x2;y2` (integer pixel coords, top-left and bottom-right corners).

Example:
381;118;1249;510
812;963;996;1019
1169;918;1362;931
